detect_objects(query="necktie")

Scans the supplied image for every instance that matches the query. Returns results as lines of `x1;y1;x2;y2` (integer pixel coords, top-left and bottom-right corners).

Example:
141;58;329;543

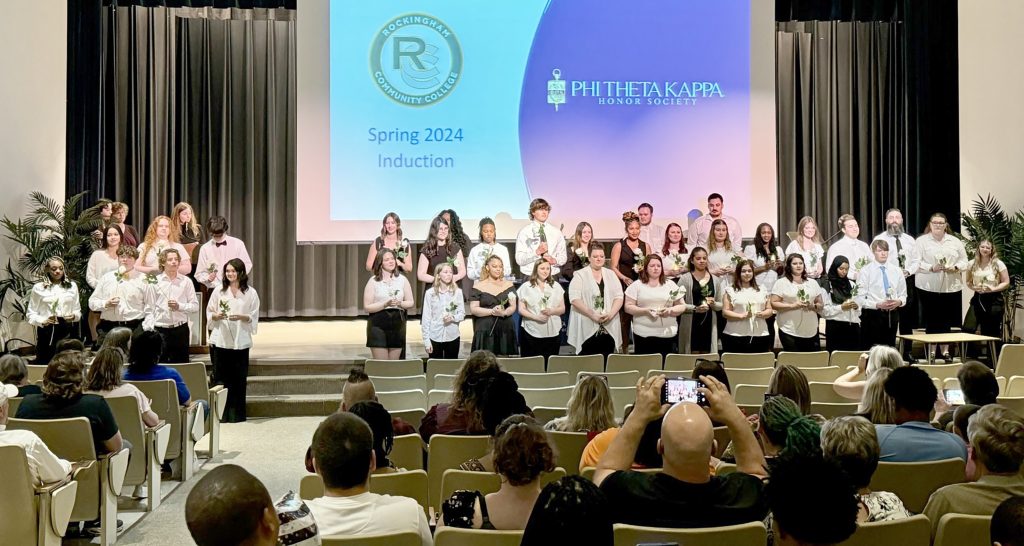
215;241;227;247
880;265;891;295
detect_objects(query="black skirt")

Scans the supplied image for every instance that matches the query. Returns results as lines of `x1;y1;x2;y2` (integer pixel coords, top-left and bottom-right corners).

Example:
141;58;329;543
367;308;407;349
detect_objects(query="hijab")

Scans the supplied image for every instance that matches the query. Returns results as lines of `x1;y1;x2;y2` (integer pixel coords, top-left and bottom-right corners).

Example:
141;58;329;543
827;255;853;304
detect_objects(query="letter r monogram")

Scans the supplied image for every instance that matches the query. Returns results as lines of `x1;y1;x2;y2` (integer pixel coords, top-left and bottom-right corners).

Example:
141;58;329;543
393;37;426;69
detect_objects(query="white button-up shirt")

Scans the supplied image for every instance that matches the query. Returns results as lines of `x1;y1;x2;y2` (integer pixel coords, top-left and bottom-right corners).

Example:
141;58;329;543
206;285;260;350
86;250;119;289
826;237;873;280
914;234;969;293
517;281;566;338
872;232;921;276
465;243;512;281
26;281;81;327
515;221;567;276
88;271;153;321
687;214;742;250
143;273;199;329
784;241;826;278
194;235;254;289
420;286;465;345
136;241;192;275
855;261;908;309
639;223;665;253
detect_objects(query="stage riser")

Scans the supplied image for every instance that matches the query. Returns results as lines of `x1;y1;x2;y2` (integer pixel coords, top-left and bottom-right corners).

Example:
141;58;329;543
247;375;346;396
246;394;343;417
249;362;363;376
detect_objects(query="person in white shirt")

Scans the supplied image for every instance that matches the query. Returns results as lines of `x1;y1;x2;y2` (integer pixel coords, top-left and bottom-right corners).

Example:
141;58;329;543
660;222;689;282
745;222;785;344
567;244;623;357
826;214;873;280
637;202;665;252
686;192;743;250
143;248;199;363
706;219;741;279
466;217;512;281
420;262;464;359
0;383;74;486
194;216;254;289
821;256;863;352
965;239;1011;357
915;213;969;362
720;260;774;354
135;215;192;276
872;208;921;359
207;259;260;423
517;261;566;361
771;254;825;352
515;198;567;277
86;224;124;343
785;216;826;279
306;412;432;546
88;246;151;344
26;257;81;364
364;249;414;361
855;240;908;348
624;254;686;357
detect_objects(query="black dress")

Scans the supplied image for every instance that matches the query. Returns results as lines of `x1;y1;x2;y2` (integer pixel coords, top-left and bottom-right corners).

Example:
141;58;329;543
470;284;518;356
687;274;715;353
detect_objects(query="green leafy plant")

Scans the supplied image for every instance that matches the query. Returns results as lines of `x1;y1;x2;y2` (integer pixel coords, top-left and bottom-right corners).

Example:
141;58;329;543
961;194;1024;342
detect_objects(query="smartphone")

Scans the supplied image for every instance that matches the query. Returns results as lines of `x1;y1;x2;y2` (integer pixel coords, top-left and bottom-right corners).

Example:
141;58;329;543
662;377;707;406
943;388;965;406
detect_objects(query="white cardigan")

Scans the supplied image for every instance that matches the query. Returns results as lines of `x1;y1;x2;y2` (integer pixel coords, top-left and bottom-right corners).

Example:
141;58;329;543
567;267;623;353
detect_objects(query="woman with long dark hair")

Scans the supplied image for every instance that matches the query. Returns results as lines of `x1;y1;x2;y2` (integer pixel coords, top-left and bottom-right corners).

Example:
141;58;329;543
364;249;414;361
365;212;412;273
27;257;81;364
770;254;824;352
660;222;688;282
207;258;260;422
676;247;721;354
610;211;653;353
745;222;784;342
720;260;773;353
417;216;466;303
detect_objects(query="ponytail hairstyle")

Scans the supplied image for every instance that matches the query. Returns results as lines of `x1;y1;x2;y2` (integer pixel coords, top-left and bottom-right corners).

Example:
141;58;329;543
759;395;822;458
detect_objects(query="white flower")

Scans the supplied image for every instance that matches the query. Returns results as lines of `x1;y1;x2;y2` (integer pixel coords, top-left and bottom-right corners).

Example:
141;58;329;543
117;265;127;274
633;247;643;256
575;247;586;258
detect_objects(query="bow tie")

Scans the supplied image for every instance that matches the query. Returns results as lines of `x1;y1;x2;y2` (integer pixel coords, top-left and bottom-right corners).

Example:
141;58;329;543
215;241;227;247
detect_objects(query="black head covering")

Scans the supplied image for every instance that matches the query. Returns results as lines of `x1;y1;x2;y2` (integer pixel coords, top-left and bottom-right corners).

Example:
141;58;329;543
827;255;853;304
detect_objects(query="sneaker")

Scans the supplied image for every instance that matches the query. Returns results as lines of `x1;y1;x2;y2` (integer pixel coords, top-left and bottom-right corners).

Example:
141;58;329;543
84;519;124;536
132;484;148;499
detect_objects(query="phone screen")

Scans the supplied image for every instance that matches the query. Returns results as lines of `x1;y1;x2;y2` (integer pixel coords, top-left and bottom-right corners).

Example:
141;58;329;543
662;378;707;406
943;388;965;406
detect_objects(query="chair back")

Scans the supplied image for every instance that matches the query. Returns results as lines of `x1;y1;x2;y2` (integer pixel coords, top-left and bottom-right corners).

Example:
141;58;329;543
363;359;423;377
613;521;768;546
301;470;430;516
721;352;775;369
663;353;705;372
809;402;859;419
509;371;572;389
8;396;21;416
809;381;849;403
0;446;37;545
26;365;47;384
583;370;641;388
580;466;661;481
996;396;1024;416
532;406;567;425
995;343;1024;378
798;366;845;382
830;350;863;368
547;431;590;475
869;458;966;513
431;374;457;390
836;514;930;546
440;468;566;504
321;532;422;546
131;379;183;459
713;426;731;458
609;387;636;418
521;386;574;409
166;362;211;404
724;367;774;387
933;513;992;546
777;350;829;368
497;356;545;373
426;359;465;388
106;396;147;486
426;435;491;511
368;375;427;392
427;389;453;408
390;409;426;432
733;384;768;405
434;528;523;546
391;433;424;471
606;353;662;373
376;389;426;411
916;363;962;381
548;354;604;375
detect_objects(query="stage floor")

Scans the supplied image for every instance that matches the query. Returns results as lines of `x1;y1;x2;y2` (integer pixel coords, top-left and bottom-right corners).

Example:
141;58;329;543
251;319;475;361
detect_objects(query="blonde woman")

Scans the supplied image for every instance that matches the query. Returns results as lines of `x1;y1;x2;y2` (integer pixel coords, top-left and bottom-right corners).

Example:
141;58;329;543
544;374;616;434
469;255;518;355
517;260;566;361
785;216;825;279
854;368;897;424
706;218;740;279
965;239;1010;347
173;202;204;250
564;221;594;281
136;215;192;275
421;262;464;359
832;345;903;401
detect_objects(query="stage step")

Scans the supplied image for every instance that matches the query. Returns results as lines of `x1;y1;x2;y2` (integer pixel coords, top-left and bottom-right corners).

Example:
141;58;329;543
247;374;346;396
246;394;343;418
249;360;363;376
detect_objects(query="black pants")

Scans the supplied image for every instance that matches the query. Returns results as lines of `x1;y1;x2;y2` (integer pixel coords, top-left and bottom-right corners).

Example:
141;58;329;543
580;330;615;357
35;319;75;364
689;311;714;353
520;329;560;360
920;290;961;334
96;319;143;347
825;320;863;353
898;276;917;336
720;333;772;354
861;309;899;349
211;346;249;422
633;334;674;357
156;324;190;363
779;330;820;352
428;338;461;359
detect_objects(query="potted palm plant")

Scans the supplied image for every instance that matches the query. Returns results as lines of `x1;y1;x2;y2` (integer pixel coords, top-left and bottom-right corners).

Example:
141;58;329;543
960;194;1024;343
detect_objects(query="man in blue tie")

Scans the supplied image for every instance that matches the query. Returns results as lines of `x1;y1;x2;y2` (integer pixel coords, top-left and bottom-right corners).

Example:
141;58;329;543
855;240;908;348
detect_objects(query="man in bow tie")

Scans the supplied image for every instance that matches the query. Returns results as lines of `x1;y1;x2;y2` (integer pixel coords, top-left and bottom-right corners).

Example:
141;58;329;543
195;216;254;289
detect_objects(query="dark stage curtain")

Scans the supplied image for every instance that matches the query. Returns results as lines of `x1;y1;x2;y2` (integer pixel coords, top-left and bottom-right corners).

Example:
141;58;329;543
775;0;960;239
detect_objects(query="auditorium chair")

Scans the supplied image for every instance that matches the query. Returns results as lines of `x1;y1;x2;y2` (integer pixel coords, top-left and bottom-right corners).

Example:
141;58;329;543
425;358;465;384
431;374;457;390
531;406;567;425
777;350;829;368
427;389;452;408
368;374;427;392
521;386;574;409
26;364;47;383
933;513;992;546
8;396;22;416
996;395;1024;416
440;468;566;504
663;353;706;372
606;353;662;374
582;370;641;388
809;381;850;403
722;367;774;387
321;532;421;546
106;396;170;511
809;402;859;419
509;371;572;388
829;350;863;368
836;514;930;546
7;417;129;546
609;386;636;418
612;521;768;546
546;431;590;475
375;389;427;412
0;445;80;546
733;384;768;405
1005;375;1024;396
129;379;205;481
797;366;845;382
390;409;426;432
995;343;1024;378
167;362;227;458
391;433;425;471
869;458;965;513
548;354;604;375
497;355;545;373
915;363;962;382
300;470;429;516
363;359;423;377
434;528;523;546
426;435;490;511
721;352;775;369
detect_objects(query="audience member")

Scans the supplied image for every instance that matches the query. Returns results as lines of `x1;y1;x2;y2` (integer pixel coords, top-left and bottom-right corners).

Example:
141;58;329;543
100;326;133;355
521;475;613;546
766;455;859;546
55;338;86;354
185;464;280;546
953;403;984;480
855;367;896;424
15;351;123;454
579;405;664;471
876;366;967;461
593;375;769;528
306;412;431;545
692;358;731;393
420;350;501;441
767;365;812;416
758;395;822;462
85;347;160;427
0;382;74;485
339;369;416;435
821;416;912;522
545;374;616;435
0;354;41;397
833;345;902;401
348;401;401;474
459;372;531;472
442;415;555;530
992;496;1024;546
123;330;191;405
924;404;1024;535
936;360;999;430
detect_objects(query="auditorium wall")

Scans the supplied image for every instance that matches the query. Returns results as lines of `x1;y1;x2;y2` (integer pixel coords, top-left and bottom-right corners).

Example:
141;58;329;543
959;0;1024;339
0;2;67;335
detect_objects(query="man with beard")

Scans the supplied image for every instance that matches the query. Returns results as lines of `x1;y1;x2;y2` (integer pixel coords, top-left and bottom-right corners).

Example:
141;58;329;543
873;208;920;361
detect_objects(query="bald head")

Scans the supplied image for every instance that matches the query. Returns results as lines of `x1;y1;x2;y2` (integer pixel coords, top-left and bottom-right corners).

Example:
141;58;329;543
660;403;714;468
185;464;278;546
341;369;375;411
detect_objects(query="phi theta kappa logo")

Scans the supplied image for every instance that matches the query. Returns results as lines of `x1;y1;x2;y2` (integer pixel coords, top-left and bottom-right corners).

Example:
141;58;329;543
369;13;463;107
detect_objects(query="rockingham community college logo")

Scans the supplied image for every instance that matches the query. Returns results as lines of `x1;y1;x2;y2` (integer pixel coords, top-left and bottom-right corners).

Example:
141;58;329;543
369;13;462;107
547;68;725;111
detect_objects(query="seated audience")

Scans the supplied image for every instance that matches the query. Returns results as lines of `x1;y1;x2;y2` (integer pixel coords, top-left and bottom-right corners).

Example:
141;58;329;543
123;330;191;406
766;455;859;546
855;367;896;424
821;416;912;522
953;404;983;479
924;404;1024;536
0;382;74;485
459;372;531;472
833;345;902;401
185;464;281;546
85;347;160;427
340;369;416;435
757;395;822;463
348;401;401;474
692;358;731;392
420;350;501;441
55;338;86;354
442;415;556;530
875;366;967;462
0;354;41;397
521;475;613;546
99;326;133;354
593;375;769;528
15;351;123;454
936;360;999;430
992;496;1024;546
579;406;665;472
306;412;431;545
766;364;812;416
544;373;616;435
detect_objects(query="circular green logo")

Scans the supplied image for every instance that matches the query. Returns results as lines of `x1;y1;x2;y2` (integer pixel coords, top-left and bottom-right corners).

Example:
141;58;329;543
369;13;463;107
